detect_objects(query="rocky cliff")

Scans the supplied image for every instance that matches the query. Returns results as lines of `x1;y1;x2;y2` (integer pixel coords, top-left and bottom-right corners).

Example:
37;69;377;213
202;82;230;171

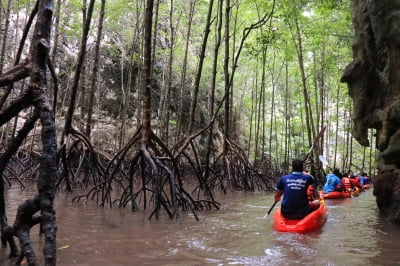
341;0;400;224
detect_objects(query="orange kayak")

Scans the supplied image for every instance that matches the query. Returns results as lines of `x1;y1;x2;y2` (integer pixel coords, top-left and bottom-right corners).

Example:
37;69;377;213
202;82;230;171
273;200;328;233
319;190;352;199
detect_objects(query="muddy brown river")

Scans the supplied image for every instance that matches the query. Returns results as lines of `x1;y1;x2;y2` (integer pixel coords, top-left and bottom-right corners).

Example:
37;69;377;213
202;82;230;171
1;185;399;265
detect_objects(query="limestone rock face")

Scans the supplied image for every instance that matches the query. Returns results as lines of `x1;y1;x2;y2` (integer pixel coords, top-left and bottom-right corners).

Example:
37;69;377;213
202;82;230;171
341;0;400;223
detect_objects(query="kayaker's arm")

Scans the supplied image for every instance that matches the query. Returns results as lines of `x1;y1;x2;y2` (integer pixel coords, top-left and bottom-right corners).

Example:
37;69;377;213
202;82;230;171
262;191;282;219
275;190;283;202
336;179;344;191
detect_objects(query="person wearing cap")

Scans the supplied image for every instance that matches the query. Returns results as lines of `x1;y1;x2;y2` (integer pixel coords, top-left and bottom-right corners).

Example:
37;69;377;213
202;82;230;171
322;168;343;193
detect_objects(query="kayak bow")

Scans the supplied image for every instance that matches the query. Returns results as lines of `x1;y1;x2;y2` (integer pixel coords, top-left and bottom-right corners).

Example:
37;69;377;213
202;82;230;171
273;200;328;233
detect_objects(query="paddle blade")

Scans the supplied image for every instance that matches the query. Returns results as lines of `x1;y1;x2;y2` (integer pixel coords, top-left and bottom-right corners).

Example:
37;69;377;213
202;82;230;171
319;155;328;168
262;200;279;219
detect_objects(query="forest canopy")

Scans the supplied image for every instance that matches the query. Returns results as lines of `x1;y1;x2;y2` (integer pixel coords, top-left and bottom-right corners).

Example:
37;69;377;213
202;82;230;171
0;0;377;216
0;0;377;210
0;0;380;263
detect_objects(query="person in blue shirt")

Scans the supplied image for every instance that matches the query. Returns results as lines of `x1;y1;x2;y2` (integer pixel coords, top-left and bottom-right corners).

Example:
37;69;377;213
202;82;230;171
358;172;372;189
322;168;343;193
274;159;320;219
357;174;364;186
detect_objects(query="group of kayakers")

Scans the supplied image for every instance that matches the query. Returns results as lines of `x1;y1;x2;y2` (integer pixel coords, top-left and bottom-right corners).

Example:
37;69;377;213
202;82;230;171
273;159;371;221
322;168;371;194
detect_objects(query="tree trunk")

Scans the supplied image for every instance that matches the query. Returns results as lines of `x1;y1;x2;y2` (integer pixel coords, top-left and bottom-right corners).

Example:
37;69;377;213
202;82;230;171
0;0;12;75
61;0;95;143
187;0;213;134
150;0;159;77
343;112;351;171
260;50;266;158
334;86;340;169
204;0;223;182
254;49;265;160
176;0;196;141
0;0;13;112
349;128;354;172
293;17;314;151
223;0;230;154
86;0;106;139
50;0;61;110
246;65;257;159
1;0;58;263
159;0;178;144
118;47;127;149
284;62;290;168
142;0;154;144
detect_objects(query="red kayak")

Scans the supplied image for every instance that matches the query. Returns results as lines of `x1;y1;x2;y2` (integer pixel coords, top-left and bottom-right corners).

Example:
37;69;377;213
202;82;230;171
319;190;351;199
273;200;328;233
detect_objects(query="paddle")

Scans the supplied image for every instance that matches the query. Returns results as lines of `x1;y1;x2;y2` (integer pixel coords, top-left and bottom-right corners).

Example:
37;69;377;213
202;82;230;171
318;155;332;171
262;200;279;219
303;126;327;163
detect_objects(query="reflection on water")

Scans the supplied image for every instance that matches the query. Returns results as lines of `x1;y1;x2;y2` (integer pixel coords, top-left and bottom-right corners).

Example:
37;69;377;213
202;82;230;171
1;186;399;265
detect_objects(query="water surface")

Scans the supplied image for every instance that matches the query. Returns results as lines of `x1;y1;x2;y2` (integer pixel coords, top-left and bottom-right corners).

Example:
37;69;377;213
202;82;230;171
1;186;399;265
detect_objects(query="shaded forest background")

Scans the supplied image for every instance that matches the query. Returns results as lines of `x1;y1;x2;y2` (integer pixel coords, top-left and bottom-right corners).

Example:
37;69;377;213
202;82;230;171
0;0;379;263
0;0;377;212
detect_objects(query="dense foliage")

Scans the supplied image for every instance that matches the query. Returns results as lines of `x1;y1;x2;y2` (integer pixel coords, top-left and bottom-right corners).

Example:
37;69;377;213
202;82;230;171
0;0;375;191
0;0;384;263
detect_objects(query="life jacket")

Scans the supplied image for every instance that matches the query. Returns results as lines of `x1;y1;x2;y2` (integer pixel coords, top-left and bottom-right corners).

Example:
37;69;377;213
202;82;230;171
342;177;352;191
349;177;360;188
307;185;315;201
